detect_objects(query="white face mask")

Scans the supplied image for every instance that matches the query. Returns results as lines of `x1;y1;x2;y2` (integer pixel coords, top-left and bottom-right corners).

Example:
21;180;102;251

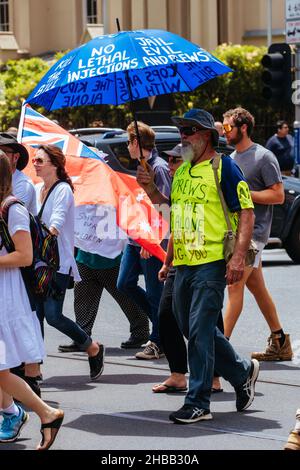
181;142;194;162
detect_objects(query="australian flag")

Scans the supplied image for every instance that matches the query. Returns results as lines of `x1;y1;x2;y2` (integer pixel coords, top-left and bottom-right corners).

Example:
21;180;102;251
17;105;168;261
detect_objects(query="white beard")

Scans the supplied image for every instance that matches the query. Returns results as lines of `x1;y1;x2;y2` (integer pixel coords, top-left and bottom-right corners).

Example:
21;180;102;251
181;142;194;162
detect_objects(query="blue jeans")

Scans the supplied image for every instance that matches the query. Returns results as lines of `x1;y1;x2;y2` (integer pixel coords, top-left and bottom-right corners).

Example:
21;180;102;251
173;261;251;410
36;273;92;349
117;244;163;346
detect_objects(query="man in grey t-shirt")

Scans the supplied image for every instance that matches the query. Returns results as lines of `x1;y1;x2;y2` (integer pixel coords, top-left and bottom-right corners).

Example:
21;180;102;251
222;107;292;361
233;143;280;246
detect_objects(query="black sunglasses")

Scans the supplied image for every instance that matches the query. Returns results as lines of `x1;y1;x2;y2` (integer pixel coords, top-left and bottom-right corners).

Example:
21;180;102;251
179;126;203;136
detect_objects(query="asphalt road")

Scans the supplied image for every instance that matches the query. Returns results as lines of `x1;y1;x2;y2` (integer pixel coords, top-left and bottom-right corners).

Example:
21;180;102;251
1;248;300;452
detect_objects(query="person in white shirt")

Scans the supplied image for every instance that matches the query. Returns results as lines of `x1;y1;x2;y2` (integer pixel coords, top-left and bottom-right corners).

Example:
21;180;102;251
33;144;105;382
0;150;64;449
12;170;37;214
0;133;37;214
0;133;39;394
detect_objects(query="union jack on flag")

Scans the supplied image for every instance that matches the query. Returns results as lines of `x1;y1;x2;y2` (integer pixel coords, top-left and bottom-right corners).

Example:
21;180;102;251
18;104;168;262
18;104;104;161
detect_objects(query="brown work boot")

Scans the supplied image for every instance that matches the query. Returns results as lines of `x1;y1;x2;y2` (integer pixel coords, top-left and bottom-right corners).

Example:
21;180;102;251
284;430;300;450
251;333;293;361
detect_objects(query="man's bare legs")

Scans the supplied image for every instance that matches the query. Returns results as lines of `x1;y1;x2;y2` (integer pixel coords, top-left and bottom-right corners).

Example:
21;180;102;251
246;261;292;360
225;260;292;361
224;266;254;338
245;261;282;330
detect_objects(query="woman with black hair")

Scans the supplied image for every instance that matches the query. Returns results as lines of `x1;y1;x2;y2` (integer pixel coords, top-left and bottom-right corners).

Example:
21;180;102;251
33;145;105;381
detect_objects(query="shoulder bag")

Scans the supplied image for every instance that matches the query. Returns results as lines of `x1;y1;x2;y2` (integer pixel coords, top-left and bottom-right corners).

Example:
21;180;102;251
212;155;258;266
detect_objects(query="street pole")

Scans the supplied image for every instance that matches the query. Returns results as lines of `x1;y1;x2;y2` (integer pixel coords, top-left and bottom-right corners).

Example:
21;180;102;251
267;0;272;47
294;45;300;175
103;0;109;34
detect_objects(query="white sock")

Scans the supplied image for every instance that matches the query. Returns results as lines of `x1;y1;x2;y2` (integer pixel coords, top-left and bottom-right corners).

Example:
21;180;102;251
3;402;19;416
295;409;300;432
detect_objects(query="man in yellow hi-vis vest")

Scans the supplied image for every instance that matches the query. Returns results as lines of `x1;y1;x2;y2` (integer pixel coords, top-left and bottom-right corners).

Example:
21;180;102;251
136;108;259;424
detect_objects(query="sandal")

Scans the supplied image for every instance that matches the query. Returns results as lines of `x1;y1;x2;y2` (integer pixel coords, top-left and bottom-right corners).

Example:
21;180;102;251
37;410;64;451
152;383;187;393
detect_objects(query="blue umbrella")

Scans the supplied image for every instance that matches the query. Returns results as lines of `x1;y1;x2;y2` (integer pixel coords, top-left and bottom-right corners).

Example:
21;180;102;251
26;29;232;111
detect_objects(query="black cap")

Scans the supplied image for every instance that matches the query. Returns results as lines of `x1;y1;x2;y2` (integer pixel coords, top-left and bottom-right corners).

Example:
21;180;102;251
0;133;29;170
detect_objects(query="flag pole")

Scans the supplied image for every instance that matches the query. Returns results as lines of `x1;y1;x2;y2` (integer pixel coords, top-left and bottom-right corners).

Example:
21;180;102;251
116;18;147;169
17;101;27;143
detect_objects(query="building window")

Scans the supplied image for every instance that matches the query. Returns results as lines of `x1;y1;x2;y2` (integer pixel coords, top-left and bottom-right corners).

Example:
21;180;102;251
0;0;9;31
87;0;98;24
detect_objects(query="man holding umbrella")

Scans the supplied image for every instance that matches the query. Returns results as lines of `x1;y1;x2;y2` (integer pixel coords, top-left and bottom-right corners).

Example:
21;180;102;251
117;121;171;360
136;108;259;423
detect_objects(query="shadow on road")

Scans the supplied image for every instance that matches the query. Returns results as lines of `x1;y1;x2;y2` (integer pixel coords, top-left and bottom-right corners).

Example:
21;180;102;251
41;375;98;392
211;391;264;402
89;373;172;385
42;373;174;388
0;439;29;450
64;409;282;439
259;362;300;371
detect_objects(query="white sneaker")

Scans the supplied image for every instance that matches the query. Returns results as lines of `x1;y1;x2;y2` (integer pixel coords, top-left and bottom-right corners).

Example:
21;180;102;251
135;341;165;360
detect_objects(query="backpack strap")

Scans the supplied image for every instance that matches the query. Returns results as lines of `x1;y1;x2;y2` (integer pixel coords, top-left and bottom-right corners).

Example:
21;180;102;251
0;197;36;310
0;196;23;223
38;180;62;219
0;196;24;251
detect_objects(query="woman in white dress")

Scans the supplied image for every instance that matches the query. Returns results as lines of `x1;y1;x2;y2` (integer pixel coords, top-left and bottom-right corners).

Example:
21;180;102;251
0;151;64;449
33;145;105;381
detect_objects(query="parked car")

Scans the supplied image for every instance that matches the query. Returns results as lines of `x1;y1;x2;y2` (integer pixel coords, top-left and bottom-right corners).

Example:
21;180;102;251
71;127;181;174
71;126;232;174
269;176;300;263
72;126;300;263
69;127;124;140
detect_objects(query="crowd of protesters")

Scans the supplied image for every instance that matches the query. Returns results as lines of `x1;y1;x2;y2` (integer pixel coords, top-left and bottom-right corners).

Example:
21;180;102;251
0;107;298;450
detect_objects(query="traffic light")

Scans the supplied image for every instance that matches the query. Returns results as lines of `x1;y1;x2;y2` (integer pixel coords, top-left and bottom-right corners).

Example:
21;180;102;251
261;43;292;105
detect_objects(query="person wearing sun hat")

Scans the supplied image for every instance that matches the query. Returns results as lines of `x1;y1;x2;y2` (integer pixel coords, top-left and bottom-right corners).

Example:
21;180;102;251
136;108;259;424
172;108;220;151
163;143;182;157
0;132;36;214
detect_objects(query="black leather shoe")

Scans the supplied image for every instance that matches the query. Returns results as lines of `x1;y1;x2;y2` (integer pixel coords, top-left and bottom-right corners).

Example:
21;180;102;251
89;343;105;381
58;341;83;353
120;336;149;349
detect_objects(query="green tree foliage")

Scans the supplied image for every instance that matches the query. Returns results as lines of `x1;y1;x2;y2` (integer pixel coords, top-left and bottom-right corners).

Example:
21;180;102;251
0;53;130;130
0;57;49;128
173;43;294;143
0;44;294;141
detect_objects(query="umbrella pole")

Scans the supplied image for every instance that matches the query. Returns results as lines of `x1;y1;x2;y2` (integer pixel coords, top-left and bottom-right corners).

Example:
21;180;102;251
116;18;147;169
126;78;147;169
